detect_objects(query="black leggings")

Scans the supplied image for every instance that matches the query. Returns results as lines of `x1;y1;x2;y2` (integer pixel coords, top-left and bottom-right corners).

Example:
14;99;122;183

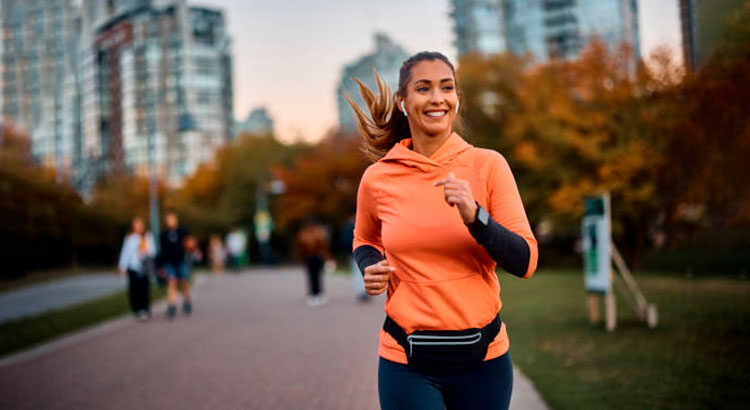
127;270;150;313
378;353;513;410
305;255;324;296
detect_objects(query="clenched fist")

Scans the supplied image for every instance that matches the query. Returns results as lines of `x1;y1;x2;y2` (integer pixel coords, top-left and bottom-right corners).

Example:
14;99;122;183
434;172;478;224
363;260;394;295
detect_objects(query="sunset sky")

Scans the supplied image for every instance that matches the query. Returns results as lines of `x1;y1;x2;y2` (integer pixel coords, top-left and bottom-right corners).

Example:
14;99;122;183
202;0;683;143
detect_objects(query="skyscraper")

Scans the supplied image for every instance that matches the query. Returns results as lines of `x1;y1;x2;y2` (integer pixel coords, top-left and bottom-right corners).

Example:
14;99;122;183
1;0;82;179
451;0;641;62
1;0;233;189
680;0;745;71
80;0;233;186
336;33;409;132
235;107;275;137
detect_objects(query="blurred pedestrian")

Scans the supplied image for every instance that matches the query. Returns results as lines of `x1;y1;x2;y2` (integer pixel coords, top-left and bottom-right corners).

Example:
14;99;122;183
225;227;247;271
117;217;156;321
209;234;226;274
157;211;193;320
184;235;203;273
349;52;538;409
295;220;330;307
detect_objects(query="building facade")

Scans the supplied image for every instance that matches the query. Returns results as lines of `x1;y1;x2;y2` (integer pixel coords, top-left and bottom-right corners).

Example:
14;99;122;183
451;0;641;62
680;0;745;71
81;0;233;186
336;33;409;132
235;107;275;137
1;0;82;178
1;0;233;189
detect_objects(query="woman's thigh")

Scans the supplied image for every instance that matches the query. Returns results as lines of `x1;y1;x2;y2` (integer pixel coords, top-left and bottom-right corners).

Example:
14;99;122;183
443;353;514;410
378;358;445;410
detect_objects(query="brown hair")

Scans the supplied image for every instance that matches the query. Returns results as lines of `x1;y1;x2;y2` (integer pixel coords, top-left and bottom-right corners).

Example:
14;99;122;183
344;52;457;161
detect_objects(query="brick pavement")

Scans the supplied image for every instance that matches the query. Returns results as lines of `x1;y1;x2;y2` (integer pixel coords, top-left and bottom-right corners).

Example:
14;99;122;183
0;267;547;410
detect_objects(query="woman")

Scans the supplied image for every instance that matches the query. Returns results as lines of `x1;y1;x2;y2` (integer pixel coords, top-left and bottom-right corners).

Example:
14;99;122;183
118;217;156;321
209;234;226;274
295;220;331;307
349;52;538;409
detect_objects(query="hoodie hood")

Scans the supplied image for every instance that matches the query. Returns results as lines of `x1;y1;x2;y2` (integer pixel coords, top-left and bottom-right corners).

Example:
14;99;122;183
380;132;473;172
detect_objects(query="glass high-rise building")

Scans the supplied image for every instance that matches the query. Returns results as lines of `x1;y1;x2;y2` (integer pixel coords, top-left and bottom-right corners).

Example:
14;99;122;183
1;0;82;177
235;107;275;137
451;0;641;62
1;0;233;189
680;0;746;71
336;33;410;132
80;0;233;186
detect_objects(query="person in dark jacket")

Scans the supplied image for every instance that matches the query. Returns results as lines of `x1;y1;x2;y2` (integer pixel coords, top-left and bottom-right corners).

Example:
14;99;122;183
158;211;192;319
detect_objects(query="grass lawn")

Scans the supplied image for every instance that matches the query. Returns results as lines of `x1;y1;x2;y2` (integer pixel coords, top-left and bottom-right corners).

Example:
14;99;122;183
0;286;166;358
499;270;749;409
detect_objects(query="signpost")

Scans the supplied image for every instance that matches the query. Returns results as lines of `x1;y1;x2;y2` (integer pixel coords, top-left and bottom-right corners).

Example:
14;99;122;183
582;193;658;331
582;194;616;331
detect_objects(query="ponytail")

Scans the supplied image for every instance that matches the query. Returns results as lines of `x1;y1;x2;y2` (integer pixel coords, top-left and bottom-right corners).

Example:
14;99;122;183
344;70;410;161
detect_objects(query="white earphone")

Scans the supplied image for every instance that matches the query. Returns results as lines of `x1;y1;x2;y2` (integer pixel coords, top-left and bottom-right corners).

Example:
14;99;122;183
455;100;460;114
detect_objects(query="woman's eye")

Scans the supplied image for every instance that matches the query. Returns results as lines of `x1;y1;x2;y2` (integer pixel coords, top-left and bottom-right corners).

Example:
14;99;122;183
417;87;428;92
443;86;454;91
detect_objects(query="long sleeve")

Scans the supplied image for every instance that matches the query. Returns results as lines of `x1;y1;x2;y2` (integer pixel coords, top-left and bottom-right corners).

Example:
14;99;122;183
471;153;538;278
118;235;133;272
353;168;385;273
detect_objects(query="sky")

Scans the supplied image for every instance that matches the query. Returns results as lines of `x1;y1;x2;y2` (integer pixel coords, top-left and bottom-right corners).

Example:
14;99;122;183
200;0;682;144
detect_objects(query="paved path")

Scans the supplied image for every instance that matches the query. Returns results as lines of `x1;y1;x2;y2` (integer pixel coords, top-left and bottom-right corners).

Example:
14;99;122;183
0;267;547;410
0;273;126;323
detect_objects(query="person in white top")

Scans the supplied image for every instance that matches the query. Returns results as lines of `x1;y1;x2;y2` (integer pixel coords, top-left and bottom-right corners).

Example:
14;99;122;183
118;217;156;321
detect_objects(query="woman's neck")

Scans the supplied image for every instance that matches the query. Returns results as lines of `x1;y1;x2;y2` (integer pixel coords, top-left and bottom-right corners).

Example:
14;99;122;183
410;128;452;158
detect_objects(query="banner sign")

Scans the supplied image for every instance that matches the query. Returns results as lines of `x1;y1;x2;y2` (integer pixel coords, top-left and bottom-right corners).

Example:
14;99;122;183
582;194;611;293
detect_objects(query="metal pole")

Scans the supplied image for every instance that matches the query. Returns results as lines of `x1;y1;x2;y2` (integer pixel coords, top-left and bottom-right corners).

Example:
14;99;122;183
147;54;160;247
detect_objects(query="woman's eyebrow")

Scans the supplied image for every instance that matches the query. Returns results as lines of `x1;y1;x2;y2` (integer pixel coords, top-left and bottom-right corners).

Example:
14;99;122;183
413;77;454;85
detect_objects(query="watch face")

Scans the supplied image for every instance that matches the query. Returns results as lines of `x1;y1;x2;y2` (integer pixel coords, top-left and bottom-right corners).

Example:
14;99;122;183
478;207;490;225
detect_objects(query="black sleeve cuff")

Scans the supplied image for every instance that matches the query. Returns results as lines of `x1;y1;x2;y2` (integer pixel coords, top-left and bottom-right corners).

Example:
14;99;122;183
353;245;384;276
467;215;530;278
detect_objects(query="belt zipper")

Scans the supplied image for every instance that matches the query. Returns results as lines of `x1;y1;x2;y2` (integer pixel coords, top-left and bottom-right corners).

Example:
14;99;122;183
406;332;482;357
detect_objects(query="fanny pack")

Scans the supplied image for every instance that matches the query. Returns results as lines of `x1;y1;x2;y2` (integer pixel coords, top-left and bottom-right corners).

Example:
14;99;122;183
383;314;502;372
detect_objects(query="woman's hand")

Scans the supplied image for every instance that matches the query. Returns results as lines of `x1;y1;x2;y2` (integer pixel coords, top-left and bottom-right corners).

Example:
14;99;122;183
363;260;394;295
434;172;478;224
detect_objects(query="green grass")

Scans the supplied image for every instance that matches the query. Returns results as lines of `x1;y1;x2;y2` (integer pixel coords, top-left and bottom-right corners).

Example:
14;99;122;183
499;270;750;410
0;286;166;358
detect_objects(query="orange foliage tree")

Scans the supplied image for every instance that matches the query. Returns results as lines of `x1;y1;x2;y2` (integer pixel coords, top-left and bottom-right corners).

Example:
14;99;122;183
457;26;750;269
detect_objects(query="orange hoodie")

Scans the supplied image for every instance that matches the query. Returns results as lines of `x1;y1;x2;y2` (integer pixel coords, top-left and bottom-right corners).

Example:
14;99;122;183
353;132;538;364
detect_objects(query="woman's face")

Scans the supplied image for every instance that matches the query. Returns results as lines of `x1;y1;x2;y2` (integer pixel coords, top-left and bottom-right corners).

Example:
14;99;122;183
400;60;458;137
132;218;144;234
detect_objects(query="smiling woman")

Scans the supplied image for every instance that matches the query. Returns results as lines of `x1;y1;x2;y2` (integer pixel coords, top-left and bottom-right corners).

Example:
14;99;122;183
346;52;538;410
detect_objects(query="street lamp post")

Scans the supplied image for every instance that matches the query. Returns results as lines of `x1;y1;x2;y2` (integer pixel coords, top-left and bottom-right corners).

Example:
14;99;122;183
147;67;160;247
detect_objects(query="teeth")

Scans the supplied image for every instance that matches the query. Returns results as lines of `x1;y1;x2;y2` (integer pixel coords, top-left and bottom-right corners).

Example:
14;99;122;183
426;111;446;117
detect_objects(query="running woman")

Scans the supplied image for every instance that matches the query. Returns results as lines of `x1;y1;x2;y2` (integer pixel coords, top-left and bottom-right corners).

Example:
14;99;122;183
349;52;538;410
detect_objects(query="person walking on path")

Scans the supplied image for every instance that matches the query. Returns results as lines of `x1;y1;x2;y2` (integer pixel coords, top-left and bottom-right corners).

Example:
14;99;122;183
117;217;156;321
349;52;538;409
157;211;193;320
295;220;331;307
225;228;247;272
209;234;226;274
